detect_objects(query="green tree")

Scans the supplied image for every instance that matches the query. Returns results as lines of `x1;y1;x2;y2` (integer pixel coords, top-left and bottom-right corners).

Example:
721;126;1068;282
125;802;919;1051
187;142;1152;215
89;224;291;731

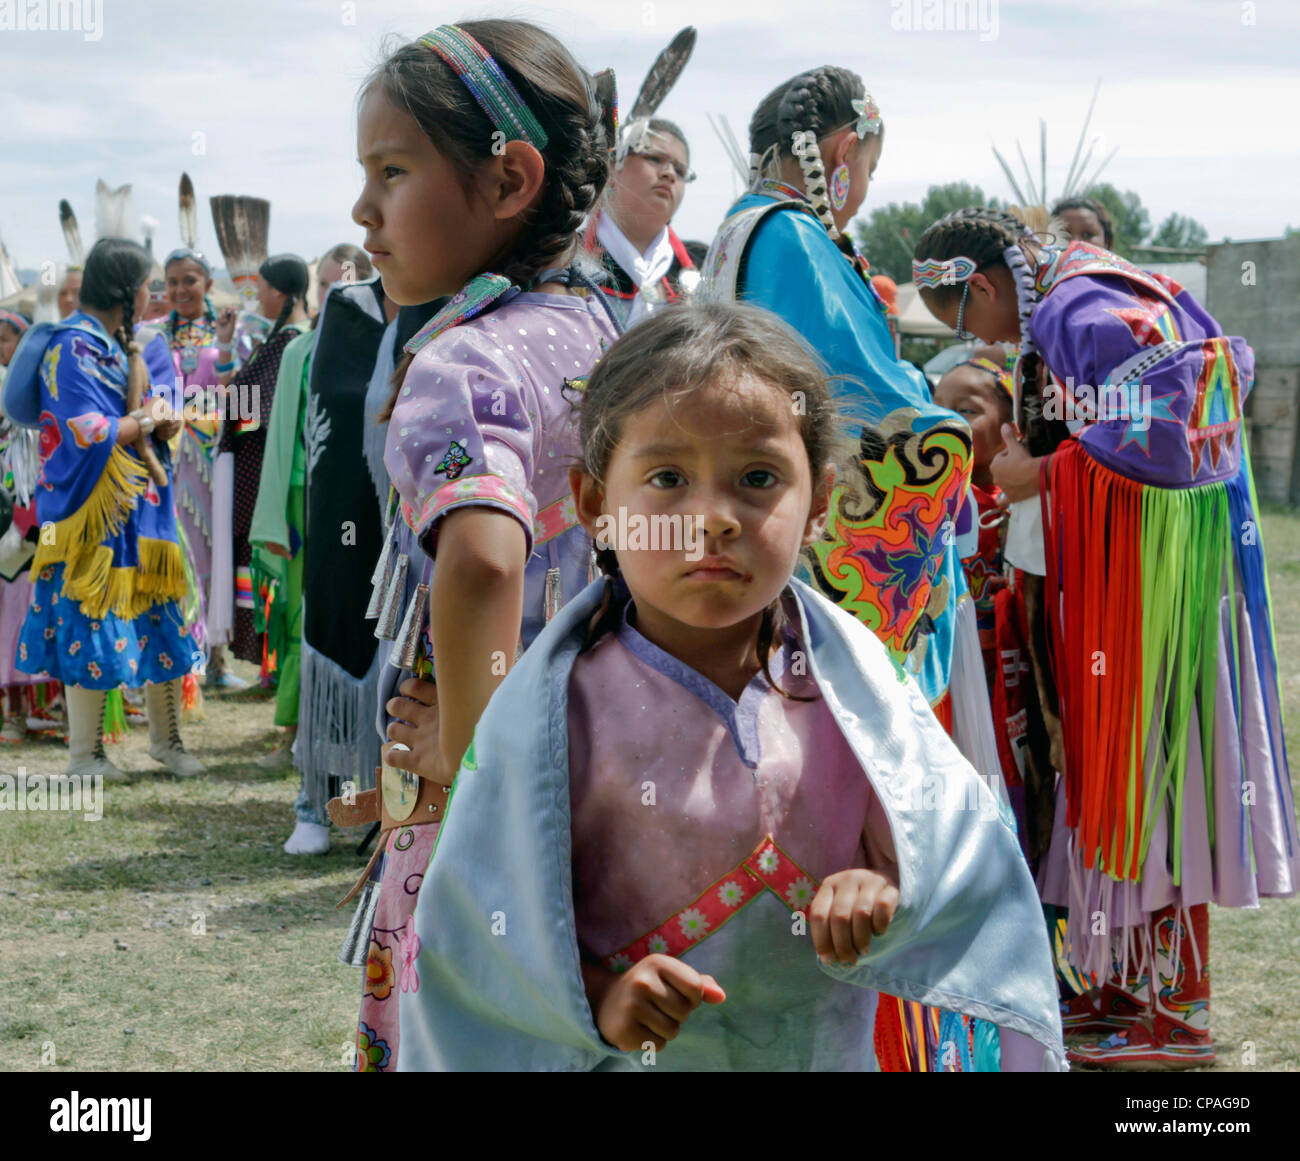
854;183;1002;281
1138;213;1209;254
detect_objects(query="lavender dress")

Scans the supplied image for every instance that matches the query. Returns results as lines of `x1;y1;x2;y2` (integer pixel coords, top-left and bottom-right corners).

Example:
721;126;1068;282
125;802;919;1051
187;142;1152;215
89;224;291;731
353;286;619;1072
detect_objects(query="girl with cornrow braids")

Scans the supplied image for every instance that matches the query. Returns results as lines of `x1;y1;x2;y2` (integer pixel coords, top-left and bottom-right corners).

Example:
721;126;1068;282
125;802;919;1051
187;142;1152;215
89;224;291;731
703;75;1017;1071
345;19;620;1071
913;207;1298;1070
2;237;205;781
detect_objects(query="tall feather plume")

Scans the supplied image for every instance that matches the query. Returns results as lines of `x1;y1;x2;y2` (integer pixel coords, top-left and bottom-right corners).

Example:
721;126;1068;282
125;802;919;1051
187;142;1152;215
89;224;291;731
591;69;619;149
95;179;137;242
706;112;749;186
210;194;270;307
59;199;85;266
629;26;696;121
178;173;199;250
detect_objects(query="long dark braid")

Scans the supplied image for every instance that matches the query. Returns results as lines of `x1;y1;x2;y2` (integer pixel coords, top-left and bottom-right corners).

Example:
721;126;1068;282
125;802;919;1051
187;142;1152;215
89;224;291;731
750;66;866;242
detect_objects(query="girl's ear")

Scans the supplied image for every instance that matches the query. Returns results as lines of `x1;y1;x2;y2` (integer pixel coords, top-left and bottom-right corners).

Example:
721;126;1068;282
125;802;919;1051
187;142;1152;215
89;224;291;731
825;127;858;173
486;140;548;221
802;461;837;547
968;270;999;303
570;465;607;536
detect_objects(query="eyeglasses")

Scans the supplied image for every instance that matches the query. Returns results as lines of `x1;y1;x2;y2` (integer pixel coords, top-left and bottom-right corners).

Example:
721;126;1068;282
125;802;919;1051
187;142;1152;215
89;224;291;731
632;149;696;184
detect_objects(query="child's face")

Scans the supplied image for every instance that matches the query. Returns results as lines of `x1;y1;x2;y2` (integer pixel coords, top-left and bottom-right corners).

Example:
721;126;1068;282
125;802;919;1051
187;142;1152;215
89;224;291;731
576;374;833;646
933;366;1010;475
0;324;20;366
352;88;495;305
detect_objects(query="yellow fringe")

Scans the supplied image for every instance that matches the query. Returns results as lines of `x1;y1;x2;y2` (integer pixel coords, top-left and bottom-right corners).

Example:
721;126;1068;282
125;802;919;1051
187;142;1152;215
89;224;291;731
132;538;188;618
32;446;185;620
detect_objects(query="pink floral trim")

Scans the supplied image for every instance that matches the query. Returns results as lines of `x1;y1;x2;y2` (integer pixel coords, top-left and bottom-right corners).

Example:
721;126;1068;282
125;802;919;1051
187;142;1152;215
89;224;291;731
604;835;820;972
401;473;533;546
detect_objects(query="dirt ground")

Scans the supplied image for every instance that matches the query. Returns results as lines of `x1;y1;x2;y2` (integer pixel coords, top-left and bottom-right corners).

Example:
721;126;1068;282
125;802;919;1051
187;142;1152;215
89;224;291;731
3;509;1300;1072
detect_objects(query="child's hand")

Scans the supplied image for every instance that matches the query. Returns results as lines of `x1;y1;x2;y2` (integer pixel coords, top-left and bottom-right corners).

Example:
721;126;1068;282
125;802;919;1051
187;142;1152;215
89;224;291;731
990;424;1044;502
583;955;726;1052
809;868;900;965
384;678;453;786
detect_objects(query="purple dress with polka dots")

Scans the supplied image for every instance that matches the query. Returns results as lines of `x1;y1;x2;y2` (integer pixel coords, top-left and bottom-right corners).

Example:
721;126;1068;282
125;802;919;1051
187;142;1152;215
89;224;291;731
354;288;618;1072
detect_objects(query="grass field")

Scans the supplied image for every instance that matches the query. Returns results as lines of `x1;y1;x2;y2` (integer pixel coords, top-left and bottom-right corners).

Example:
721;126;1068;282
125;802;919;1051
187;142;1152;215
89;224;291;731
3;510;1300;1072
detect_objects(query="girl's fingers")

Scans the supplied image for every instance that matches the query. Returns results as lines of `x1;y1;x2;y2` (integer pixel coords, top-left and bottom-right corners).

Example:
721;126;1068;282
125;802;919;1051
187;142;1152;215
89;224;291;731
850;896;876;959
808;883;837;960
828;892;859;964
398;677;438;706
634;1025;668;1053
381;740;416;772
873;885;900;935
635;1002;681;1043
386;695;433;725
385;720;417;749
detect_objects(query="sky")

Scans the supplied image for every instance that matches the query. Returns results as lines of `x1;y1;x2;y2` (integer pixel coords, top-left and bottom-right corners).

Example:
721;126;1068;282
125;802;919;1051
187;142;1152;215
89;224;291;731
2;0;1297;274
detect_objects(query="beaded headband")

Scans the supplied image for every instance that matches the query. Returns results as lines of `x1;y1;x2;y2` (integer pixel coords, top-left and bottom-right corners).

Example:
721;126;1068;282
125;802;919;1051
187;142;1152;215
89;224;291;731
911;256;976;289
419;25;550;151
959;356;1014;400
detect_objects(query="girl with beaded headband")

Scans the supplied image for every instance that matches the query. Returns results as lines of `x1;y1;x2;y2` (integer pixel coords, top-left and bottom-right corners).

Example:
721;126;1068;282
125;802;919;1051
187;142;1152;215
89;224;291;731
342;18;620;1072
913;206;1299;1070
701;70;1014;1071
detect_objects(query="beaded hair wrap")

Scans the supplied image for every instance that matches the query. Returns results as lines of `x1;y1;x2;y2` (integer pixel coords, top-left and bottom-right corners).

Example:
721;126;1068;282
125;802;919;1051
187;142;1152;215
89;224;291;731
1001;238;1041;356
419;25;550;150
911;256;976;289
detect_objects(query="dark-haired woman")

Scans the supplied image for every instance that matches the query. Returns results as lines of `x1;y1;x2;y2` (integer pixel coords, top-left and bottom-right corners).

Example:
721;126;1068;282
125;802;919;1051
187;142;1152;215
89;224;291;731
701;73;1009;1069
157;246;242;692
584;119;697;327
1050;196;1114;250
1;238;204;780
214;254;311;671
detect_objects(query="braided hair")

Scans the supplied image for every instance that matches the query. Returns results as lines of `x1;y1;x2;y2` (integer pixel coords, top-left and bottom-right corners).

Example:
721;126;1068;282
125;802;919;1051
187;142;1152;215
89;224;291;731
749;67;868;240
78;237;153;383
259;254;310;343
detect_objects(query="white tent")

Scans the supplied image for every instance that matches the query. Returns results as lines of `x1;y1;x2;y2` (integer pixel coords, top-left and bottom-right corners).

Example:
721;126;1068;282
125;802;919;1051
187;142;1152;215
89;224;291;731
895;282;956;338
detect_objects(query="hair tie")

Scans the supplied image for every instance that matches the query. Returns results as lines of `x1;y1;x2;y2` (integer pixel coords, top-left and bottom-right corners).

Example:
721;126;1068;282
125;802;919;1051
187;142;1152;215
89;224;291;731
419;25;550;150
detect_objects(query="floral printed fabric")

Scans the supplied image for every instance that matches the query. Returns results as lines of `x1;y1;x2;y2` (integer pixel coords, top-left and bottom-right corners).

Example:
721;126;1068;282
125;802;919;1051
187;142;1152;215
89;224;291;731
17;562;201;689
354;824;439;1072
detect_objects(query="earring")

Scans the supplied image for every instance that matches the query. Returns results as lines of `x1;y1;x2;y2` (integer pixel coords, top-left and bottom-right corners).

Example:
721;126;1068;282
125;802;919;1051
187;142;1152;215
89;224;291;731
830;164;851;212
954;281;975;341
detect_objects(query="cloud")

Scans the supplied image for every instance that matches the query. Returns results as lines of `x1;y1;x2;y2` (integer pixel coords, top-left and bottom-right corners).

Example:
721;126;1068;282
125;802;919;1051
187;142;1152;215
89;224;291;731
2;0;1296;271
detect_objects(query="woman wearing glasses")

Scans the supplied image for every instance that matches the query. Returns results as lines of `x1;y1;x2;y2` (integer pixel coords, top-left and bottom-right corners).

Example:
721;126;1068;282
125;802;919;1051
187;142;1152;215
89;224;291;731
584;118;699;328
